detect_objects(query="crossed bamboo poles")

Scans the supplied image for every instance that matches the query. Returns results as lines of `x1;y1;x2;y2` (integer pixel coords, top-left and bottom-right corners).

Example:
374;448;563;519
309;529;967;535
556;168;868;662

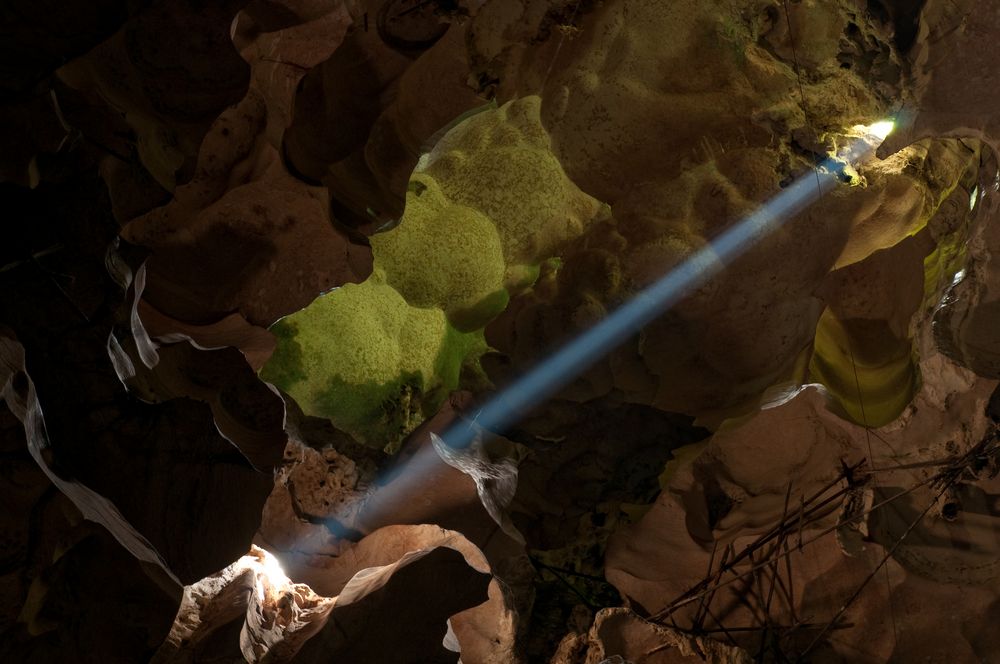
647;427;999;662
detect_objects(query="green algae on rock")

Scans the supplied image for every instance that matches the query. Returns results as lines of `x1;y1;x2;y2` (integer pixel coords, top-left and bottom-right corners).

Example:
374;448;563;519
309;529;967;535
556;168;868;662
418;96;602;285
260;97;603;449
372;173;509;332
260;278;482;451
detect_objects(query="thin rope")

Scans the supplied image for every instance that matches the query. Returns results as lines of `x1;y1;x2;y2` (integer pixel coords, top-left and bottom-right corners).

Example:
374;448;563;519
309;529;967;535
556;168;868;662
782;0;824;197
847;338;901;655
538;0;584;95
797;477;955;660
654;469;941;617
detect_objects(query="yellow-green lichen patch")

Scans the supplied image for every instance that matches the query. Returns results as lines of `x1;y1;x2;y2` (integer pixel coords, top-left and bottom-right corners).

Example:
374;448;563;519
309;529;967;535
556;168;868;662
261;97;610;449
371;173;508;331
420;96;601;280
809;308;918;428
260;279;479;450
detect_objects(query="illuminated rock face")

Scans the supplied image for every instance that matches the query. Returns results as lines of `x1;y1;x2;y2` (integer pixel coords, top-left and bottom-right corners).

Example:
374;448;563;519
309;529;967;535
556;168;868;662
460;0;987;431
4;0;1000;662
262;95;599;449
260;278;481;449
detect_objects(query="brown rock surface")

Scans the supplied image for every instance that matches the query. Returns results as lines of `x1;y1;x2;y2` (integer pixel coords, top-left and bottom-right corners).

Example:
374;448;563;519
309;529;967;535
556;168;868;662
153;528;499;663
4;1;1000;661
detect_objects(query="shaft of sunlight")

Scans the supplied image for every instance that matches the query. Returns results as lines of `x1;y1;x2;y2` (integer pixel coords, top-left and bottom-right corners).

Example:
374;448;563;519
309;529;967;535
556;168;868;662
347;122;896;528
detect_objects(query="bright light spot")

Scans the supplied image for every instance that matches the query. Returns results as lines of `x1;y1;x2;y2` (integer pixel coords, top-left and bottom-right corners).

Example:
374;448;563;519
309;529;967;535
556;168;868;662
849;120;895;150
257;548;289;586
970;186;979;211
867;120;895;141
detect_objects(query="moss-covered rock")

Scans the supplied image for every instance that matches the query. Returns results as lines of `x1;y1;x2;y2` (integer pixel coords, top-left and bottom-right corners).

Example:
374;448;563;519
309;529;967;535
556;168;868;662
420;96;601;285
260;278;480;450
372;174;508;331
261;97;606;449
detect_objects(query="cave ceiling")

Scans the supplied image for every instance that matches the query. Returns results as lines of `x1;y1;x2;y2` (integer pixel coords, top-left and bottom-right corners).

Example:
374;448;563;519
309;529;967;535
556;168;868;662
2;0;1000;662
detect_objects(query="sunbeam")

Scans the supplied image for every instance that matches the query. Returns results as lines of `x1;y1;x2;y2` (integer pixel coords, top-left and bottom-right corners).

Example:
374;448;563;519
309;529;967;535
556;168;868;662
349;121;898;531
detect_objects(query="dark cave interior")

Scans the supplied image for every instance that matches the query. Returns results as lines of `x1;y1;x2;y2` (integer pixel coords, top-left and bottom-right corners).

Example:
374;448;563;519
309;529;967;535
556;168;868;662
2;1;1000;662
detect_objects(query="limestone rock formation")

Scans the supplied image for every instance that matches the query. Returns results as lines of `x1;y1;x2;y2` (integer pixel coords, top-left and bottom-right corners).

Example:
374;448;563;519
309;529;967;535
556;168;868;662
3;0;1000;662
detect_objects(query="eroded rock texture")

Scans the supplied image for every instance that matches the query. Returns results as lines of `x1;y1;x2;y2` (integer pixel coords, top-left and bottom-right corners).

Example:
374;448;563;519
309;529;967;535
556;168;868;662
3;0;1000;662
